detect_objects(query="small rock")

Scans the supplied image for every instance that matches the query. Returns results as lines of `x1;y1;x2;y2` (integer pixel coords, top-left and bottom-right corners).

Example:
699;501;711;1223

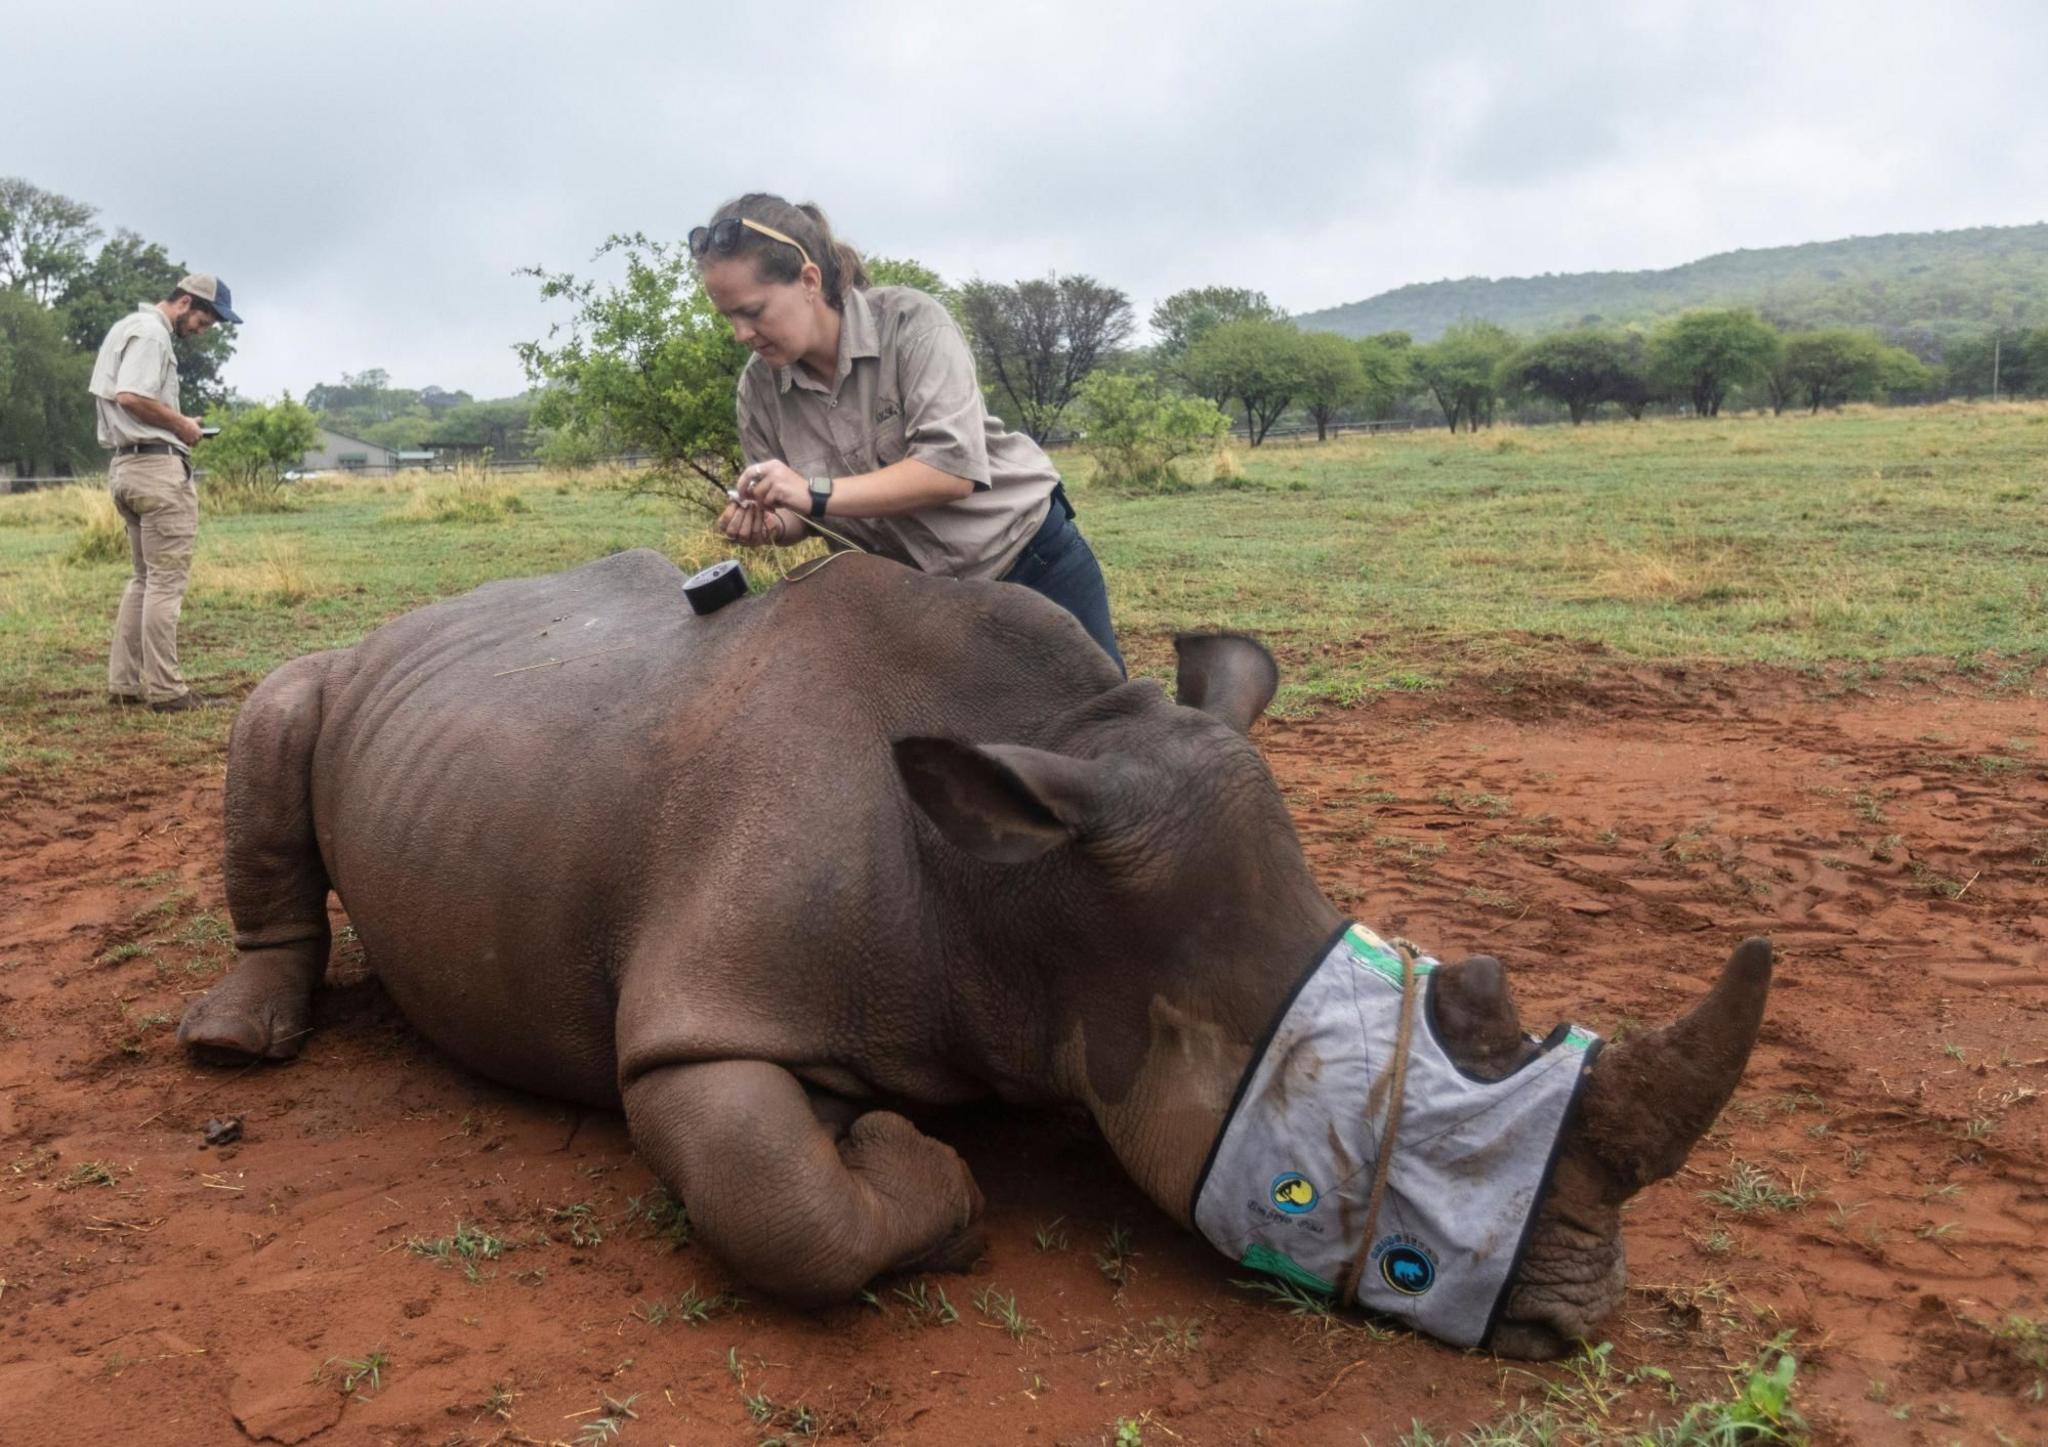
1565;899;1612;916
203;1117;243;1147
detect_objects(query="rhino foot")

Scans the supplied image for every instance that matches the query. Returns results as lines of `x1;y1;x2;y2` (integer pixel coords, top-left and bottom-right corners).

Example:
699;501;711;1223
178;950;318;1062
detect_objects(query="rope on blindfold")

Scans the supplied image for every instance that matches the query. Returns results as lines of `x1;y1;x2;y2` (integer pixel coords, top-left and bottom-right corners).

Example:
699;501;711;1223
1335;935;1425;1308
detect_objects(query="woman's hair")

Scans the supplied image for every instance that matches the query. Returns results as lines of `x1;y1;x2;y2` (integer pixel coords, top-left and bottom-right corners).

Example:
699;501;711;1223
706;194;870;309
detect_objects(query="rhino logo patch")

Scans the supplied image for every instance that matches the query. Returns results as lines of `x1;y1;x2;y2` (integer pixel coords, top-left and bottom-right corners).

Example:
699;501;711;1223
1378;1242;1436;1296
1269;1172;1318;1214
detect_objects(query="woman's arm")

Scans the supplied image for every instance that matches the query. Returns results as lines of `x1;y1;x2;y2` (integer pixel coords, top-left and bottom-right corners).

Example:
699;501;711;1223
734;456;972;521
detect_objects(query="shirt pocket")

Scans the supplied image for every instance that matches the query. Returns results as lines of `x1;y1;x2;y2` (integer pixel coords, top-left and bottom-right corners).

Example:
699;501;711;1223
868;393;909;470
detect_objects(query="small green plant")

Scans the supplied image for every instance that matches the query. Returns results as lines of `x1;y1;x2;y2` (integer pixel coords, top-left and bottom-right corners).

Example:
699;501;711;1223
548;1201;605;1247
894;1280;959;1326
61;1160;120;1191
625;1185;691;1247
1097;1223;1136;1290
479;1381;517;1420
1657;1333;1805;1444
1148;1315;1201;1356
973;1286;1036;1341
1114;1417;1146;1446
743;1391;817;1440
1704;1160;1810;1214
1034;1215;1069;1252
1232;1274;1337;1319
407;1220;512;1281
320;1348;389;1399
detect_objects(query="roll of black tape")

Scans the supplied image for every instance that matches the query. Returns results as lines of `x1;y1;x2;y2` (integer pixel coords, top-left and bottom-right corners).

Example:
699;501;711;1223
683;559;749;615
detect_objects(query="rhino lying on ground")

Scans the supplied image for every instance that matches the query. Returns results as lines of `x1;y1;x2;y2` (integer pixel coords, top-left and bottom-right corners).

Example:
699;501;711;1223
181;549;1771;1358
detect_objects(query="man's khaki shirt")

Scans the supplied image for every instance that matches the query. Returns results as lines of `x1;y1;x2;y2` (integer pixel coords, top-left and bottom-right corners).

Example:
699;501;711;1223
89;304;186;452
736;286;1059;581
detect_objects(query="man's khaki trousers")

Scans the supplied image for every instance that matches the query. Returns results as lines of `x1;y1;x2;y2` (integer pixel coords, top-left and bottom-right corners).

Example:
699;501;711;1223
107;452;198;704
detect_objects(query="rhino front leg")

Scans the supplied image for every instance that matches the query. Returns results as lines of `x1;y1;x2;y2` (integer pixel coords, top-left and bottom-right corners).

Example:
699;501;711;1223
180;653;337;1062
624;1059;985;1302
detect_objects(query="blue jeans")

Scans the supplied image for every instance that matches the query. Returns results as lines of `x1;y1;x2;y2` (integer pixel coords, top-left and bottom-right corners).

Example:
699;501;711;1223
1000;489;1125;675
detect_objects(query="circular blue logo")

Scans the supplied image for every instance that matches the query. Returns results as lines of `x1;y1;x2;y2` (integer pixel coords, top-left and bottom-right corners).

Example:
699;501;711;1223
1380;1244;1436;1295
1269;1172;1318;1214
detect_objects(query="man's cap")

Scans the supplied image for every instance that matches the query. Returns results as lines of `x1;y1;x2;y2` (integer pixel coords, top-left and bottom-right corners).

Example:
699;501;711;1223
176;273;243;325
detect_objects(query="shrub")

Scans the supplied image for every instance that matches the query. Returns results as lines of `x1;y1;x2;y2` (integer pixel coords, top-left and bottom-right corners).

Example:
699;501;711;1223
1073;372;1228;492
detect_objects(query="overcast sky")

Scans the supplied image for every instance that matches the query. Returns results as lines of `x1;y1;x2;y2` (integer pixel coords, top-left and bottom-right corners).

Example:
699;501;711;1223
12;0;2043;400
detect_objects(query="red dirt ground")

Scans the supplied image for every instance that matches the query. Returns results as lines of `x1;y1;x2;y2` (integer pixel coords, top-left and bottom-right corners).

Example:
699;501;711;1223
3;662;2045;1445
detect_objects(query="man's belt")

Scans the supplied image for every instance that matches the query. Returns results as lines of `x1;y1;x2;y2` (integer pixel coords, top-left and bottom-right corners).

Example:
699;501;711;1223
114;442;184;457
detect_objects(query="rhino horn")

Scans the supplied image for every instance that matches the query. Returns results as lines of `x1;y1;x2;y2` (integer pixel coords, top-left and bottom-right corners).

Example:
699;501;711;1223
1173;634;1279;734
1573;937;1774;1197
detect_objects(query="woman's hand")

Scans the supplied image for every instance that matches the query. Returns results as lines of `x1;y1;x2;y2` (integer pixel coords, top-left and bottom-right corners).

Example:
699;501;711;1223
734;459;810;514
717;498;793;547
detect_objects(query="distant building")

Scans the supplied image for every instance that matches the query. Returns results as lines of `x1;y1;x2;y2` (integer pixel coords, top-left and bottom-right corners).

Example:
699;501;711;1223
300;427;399;475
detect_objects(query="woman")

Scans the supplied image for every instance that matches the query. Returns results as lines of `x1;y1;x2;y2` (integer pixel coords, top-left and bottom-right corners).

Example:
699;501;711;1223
696;194;1123;672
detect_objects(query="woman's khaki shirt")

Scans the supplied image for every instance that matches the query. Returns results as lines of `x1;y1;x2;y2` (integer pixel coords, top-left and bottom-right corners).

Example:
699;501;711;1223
736;285;1060;581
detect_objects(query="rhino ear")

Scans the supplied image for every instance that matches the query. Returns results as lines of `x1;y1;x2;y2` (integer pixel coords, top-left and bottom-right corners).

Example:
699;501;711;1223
1430;956;1539;1081
893;737;1107;864
1174;634;1280;734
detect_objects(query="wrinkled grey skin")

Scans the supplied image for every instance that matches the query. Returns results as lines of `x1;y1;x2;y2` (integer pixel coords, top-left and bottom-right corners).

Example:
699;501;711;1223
180;549;1771;1357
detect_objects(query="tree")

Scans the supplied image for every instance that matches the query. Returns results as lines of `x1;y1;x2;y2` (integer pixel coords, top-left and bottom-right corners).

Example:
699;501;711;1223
1071;371;1229;490
958;274;1133;442
1295;331;1365;441
196;396;321;482
865;255;962;324
1150;286;1286;362
426;396;536;455
0;287;97;476
1181;319;1311;446
59;229;235;411
1649;310;1780;417
1779;330;1893;413
0;177;101;304
1604;331;1658;420
1355;332;1416;418
518;233;751;502
1412;320;1516;432
1504;329;1630;424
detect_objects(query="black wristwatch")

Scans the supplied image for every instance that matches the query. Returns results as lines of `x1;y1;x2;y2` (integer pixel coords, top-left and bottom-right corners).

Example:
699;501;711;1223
808;474;833;519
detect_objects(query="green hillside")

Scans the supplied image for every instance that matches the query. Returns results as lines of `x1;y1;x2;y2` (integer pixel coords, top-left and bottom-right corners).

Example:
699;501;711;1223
1296;223;2048;353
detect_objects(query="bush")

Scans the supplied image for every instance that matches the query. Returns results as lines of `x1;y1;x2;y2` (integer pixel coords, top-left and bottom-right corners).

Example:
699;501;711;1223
194;397;320;508
1073;372;1228;491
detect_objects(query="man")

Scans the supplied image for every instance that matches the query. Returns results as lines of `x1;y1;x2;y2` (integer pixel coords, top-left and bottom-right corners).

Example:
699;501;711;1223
89;273;242;713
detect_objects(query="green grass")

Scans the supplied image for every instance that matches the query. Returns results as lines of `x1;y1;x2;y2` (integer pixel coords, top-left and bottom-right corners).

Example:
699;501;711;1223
406;1220;512;1281
1704;1160;1812;1214
2;405;2043;775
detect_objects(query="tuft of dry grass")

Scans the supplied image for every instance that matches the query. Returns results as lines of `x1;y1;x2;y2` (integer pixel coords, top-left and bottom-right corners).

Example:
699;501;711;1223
60;488;130;566
387;477;531;525
1564;539;1749;604
193;537;316;604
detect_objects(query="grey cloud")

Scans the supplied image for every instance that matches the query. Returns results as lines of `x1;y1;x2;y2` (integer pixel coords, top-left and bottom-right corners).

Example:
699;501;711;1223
10;0;2043;398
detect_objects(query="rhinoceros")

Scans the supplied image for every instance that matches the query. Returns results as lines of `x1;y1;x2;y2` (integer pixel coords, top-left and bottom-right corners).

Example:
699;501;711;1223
179;548;1772;1359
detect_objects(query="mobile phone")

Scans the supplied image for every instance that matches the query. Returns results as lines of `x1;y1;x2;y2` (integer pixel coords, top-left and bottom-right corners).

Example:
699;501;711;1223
199;426;221;438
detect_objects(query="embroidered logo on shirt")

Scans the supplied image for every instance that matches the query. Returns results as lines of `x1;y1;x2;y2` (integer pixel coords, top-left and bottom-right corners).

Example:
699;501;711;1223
874;400;902;425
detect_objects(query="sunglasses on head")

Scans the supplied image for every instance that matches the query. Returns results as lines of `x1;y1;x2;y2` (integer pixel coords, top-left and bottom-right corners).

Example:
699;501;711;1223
688;217;816;271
